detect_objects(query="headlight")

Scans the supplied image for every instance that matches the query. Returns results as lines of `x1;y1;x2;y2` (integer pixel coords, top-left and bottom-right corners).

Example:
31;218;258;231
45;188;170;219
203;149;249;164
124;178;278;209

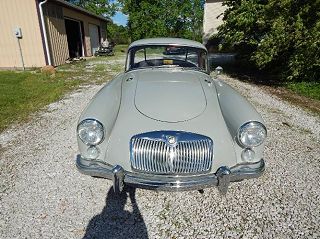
77;119;104;146
238;121;267;147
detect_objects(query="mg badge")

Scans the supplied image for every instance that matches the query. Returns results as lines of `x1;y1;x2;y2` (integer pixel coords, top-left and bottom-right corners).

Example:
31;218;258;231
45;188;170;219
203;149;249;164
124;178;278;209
167;136;177;147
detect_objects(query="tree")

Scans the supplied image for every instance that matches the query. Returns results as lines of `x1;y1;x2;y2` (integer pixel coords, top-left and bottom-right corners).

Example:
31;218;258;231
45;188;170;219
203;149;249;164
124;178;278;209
107;22;130;44
66;0;118;17
215;0;320;82
252;0;320;81
119;0;205;42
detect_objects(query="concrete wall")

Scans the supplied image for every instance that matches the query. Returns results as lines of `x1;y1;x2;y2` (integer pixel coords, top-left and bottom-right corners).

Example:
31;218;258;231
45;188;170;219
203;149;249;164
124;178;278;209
0;0;46;68
203;0;227;44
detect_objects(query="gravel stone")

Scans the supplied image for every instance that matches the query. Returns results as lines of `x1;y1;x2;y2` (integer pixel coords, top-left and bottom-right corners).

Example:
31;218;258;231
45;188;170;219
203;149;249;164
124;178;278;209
0;69;319;238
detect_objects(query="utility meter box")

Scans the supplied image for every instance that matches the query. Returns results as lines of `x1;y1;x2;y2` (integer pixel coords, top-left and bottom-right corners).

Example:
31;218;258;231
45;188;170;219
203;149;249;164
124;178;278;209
14;27;22;38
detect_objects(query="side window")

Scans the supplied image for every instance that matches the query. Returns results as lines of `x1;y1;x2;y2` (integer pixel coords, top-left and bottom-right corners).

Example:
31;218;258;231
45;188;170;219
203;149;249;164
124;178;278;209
186;50;199;67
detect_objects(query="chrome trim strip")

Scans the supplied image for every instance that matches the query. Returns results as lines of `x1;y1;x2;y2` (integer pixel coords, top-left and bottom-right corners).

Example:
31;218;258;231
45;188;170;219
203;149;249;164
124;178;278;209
76;155;265;192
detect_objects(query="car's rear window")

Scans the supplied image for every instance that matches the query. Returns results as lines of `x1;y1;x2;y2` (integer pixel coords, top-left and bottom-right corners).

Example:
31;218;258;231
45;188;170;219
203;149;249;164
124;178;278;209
126;45;208;73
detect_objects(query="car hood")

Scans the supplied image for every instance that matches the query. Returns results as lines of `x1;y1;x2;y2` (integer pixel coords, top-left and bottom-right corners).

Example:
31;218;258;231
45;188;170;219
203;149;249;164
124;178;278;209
134;70;207;122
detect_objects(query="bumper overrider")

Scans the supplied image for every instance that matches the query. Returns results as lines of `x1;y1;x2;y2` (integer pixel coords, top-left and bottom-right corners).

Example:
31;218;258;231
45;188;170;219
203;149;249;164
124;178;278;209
76;155;265;194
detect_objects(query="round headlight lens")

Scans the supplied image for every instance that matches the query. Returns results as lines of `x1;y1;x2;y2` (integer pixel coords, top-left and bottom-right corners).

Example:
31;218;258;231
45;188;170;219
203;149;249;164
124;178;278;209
238;121;267;147
77;119;104;146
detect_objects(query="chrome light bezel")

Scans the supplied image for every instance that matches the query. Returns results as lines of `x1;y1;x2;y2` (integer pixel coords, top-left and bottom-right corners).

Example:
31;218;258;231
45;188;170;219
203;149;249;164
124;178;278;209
77;119;105;146
237;121;267;148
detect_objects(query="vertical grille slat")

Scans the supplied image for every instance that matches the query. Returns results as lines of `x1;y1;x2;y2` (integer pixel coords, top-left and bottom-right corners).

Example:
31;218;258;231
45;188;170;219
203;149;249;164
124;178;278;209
155;140;160;172
187;142;192;172
141;139;146;171
206;140;211;170
200;140;206;171
150;141;155;172
165;145;170;173
148;140;152;171
136;138;141;170
161;142;166;173
195;141;201;172
190;142;195;172
182;142;187;173
130;131;213;175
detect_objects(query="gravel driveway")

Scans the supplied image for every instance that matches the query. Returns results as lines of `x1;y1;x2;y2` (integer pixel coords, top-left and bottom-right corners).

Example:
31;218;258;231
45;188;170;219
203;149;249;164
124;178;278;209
0;63;319;238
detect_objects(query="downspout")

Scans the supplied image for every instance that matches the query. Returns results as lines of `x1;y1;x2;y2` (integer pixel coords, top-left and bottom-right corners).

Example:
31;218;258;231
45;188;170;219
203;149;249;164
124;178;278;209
39;0;52;65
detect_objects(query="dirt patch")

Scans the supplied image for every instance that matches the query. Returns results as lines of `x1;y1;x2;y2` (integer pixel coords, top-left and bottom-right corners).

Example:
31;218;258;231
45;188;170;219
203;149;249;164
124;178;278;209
259;85;320;116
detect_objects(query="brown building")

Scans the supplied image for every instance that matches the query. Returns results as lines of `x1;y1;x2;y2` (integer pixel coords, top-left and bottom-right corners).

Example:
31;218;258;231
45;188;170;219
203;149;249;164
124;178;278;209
0;0;110;69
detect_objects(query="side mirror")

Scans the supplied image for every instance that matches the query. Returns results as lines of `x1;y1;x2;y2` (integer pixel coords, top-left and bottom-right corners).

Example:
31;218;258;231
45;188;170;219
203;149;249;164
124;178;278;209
215;66;223;75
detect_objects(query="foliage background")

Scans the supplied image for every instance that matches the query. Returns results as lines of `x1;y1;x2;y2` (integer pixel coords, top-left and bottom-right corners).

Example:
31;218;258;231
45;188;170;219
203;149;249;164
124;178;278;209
107;22;130;44
66;0;119;17
66;0;205;43
66;0;319;85
215;0;320;83
120;0;205;42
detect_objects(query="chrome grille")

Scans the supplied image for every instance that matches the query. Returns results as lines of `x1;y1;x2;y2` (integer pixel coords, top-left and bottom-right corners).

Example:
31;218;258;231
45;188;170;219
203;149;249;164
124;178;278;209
130;131;213;174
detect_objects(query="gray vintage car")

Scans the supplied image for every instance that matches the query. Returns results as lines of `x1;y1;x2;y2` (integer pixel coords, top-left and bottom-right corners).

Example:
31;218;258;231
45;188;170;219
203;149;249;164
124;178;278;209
76;38;267;194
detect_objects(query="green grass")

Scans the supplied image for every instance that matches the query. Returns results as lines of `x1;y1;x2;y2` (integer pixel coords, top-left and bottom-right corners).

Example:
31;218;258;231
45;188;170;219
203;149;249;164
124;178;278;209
0;71;82;132
286;82;320;101
0;54;125;133
114;44;128;54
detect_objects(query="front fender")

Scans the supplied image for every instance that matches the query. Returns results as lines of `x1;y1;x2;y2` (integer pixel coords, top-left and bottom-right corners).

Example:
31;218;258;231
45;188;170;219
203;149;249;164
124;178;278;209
214;79;266;163
77;73;124;159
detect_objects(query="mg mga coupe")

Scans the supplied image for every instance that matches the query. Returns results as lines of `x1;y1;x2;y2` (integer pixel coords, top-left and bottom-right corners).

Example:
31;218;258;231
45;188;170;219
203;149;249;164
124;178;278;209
76;38;267;194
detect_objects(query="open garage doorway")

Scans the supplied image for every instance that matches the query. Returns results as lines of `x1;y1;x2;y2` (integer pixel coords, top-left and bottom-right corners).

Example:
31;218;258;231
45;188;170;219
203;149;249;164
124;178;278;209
65;18;84;58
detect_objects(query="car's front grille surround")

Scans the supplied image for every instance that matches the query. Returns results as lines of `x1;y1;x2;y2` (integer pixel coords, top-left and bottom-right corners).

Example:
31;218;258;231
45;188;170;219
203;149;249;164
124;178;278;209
130;131;213;175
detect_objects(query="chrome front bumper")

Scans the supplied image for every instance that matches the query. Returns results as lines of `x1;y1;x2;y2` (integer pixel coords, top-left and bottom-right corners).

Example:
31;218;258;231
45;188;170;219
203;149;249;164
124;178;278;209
76;155;265;194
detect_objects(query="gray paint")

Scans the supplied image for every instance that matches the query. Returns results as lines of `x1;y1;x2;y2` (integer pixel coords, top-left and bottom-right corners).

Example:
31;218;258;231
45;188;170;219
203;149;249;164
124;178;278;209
214;79;266;164
78;39;266;173
134;70;207;122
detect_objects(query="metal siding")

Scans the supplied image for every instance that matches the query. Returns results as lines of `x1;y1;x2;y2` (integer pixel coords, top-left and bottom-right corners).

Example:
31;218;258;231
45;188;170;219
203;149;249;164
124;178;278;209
63;8;107;56
48;17;69;66
44;3;69;66
0;0;108;68
89;24;100;55
0;0;46;68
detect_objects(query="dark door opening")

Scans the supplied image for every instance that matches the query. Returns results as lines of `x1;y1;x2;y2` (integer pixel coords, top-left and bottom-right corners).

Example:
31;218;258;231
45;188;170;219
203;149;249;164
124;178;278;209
65;18;83;58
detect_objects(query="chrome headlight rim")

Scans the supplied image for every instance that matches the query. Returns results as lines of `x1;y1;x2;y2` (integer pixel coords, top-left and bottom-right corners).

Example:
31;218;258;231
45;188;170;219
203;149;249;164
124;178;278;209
237;121;267;148
77;118;105;146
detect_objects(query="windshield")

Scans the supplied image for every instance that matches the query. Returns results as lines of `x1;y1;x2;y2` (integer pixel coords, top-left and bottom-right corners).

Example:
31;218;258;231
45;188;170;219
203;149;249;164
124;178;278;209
126;45;208;73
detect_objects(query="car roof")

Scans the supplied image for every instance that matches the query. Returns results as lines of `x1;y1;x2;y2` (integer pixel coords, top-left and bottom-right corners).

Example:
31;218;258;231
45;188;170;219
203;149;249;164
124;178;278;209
128;38;207;51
